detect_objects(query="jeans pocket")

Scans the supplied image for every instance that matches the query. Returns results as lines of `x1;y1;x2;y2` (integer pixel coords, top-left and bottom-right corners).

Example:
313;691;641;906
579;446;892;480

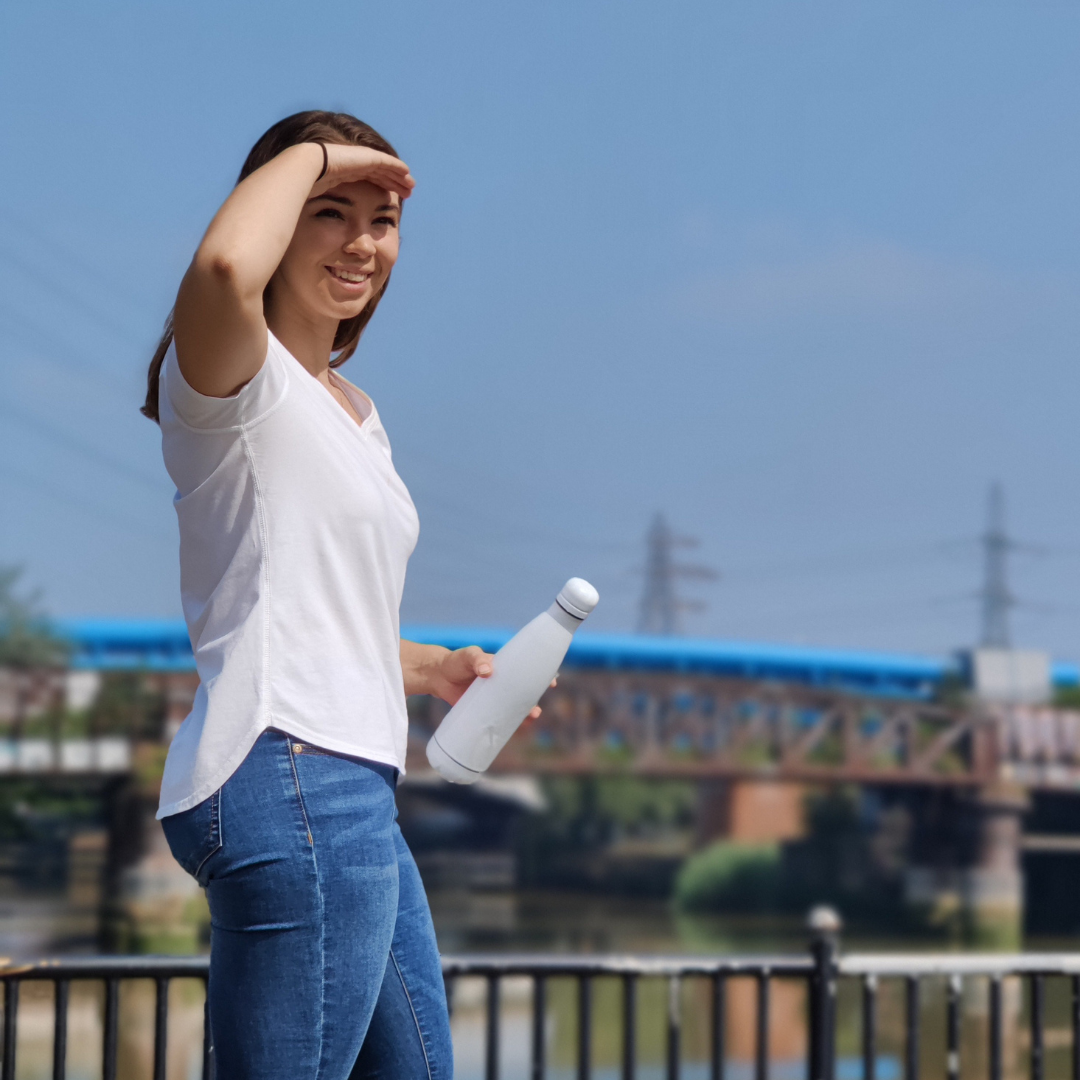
291;742;334;757
161;790;222;886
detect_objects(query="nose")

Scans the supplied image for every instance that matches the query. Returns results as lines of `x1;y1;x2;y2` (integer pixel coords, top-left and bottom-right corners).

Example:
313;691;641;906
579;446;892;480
343;230;377;257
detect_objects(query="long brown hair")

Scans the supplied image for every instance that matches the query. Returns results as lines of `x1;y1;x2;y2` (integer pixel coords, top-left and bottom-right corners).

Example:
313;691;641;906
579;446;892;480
141;110;400;422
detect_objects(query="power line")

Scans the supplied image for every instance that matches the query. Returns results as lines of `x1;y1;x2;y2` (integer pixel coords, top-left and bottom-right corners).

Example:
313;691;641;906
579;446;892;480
0;210;160;320
0;458;173;543
0;400;164;493
0;242;149;350
722;539;960;584
0;304;131;393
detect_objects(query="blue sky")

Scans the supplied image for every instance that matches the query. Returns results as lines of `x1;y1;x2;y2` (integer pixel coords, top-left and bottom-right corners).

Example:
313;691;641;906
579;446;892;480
2;1;1080;659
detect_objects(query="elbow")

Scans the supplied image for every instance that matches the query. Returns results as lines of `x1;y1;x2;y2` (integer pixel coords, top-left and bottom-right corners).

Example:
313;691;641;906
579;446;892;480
206;252;239;284
188;246;265;304
192;247;241;287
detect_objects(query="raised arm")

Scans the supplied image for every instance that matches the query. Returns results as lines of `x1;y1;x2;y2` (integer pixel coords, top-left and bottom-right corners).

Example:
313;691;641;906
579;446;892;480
173;143;414;398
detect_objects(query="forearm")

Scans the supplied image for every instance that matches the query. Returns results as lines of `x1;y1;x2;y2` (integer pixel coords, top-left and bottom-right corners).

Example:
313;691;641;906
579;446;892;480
173;143;325;396
400;639;451;698
185;142;324;303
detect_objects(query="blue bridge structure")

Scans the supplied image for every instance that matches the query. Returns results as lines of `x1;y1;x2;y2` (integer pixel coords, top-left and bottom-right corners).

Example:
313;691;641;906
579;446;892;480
57;617;1079;701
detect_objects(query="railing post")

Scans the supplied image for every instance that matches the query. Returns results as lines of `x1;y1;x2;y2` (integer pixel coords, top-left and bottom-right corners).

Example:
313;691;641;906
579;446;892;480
53;978;69;1080
622;974;637;1080
710;974;725;1080
666;975;681;1080
486;975;501;1080
2;979;17;1080
807;906;841;1080
532;974;546;1080
578;974;592;1080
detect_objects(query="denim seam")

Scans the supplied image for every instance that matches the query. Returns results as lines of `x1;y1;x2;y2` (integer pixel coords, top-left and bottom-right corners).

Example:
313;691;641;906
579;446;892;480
287;739;316;849
286;737;326;1069
193;790;222;881
389;947;434;1080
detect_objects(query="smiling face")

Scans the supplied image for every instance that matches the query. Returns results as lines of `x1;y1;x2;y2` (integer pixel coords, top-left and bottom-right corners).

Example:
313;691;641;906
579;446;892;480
268;178;401;332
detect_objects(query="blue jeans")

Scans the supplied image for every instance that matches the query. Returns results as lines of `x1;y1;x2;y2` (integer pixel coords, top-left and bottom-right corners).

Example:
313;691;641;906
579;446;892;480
162;729;453;1079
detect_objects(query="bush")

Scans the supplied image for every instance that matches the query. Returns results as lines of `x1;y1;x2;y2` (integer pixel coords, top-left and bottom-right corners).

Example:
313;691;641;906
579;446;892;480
674;841;782;913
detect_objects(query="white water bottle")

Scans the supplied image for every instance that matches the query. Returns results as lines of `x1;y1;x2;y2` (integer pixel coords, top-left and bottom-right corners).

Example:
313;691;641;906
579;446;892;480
426;578;600;784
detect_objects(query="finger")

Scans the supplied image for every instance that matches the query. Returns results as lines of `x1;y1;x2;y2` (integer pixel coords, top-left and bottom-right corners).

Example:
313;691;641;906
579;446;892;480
527;706;542;720
365;157;413;181
373;153;411;174
368;165;415;189
328;157;415;198
550;677;558;688
377;163;414;186
368;175;415;201
354;149;412;175
460;645;493;677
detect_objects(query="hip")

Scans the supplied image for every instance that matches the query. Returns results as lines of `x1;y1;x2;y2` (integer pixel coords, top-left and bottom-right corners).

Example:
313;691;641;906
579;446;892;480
162;728;400;889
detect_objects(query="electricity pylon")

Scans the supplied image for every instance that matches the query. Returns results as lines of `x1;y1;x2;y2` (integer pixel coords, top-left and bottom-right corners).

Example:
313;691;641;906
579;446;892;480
979;482;1015;648
636;513;718;636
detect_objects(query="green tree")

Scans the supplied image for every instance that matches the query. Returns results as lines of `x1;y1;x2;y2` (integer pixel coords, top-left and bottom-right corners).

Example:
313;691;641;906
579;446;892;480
1054;686;1080;709
0;567;70;738
0;567;68;668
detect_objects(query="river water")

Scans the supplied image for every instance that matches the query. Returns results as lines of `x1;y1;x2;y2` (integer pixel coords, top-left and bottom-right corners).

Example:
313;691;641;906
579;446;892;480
432;890;1080;1080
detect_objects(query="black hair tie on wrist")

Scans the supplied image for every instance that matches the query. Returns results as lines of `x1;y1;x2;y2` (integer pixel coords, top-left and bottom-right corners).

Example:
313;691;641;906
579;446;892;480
314;141;328;182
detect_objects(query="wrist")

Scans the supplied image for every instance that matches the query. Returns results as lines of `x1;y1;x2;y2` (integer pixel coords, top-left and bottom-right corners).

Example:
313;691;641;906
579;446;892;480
421;645;451;694
293;142;330;191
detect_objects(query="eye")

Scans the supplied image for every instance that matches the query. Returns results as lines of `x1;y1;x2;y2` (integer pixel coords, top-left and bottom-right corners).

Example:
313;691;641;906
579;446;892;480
373;215;398;227
315;208;344;220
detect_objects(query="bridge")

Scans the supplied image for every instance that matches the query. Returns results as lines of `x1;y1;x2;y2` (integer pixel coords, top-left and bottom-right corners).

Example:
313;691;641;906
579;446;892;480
51;617;1080;792
54;616;1080;697
8;617;1079;946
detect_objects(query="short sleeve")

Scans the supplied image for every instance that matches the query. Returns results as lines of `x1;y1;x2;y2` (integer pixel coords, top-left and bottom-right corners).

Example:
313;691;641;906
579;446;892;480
161;336;288;431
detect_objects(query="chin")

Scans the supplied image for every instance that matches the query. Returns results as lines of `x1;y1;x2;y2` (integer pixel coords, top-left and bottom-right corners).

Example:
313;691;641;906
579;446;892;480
315;296;369;322
321;286;376;316
336;300;371;320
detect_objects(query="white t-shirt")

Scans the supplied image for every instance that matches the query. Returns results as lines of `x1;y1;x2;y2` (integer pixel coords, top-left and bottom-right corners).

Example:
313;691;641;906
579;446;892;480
155;331;420;819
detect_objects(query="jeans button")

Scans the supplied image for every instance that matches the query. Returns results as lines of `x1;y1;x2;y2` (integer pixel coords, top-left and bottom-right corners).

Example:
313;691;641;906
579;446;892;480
293;743;304;754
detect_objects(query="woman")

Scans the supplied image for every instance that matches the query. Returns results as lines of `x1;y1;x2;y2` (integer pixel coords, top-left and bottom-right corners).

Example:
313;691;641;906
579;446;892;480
143;110;518;1079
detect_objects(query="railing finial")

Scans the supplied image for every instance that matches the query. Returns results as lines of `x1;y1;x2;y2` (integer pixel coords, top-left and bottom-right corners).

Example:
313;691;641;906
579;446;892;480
807;906;841;1080
807;905;842;936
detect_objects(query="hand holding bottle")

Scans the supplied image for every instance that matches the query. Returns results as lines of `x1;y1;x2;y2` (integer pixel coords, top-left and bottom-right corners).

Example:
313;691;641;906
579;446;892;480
426;578;599;784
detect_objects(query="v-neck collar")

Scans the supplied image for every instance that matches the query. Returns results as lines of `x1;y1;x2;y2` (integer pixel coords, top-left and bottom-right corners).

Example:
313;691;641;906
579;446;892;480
327;370;372;432
269;330;374;437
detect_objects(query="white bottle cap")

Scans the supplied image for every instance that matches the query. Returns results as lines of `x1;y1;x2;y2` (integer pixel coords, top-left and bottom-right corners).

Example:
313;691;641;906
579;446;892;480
556;578;599;620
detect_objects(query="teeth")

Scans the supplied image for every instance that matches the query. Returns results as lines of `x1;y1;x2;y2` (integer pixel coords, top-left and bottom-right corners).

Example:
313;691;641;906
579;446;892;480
331;268;370;284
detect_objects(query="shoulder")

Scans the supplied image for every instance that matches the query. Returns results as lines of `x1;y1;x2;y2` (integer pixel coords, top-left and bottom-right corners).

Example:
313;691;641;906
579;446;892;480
162;334;290;432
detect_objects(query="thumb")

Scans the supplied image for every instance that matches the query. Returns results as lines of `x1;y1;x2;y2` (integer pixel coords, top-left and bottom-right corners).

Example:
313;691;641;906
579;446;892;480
454;645;492;678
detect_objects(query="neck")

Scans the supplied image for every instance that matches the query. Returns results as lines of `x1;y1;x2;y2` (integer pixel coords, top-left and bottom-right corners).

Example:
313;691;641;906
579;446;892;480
265;296;339;381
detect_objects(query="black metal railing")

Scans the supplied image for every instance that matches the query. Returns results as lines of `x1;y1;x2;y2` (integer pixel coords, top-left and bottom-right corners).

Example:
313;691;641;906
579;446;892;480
838;952;1080;1080
0;955;211;1080
4;918;1080;1080
442;952;817;1080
